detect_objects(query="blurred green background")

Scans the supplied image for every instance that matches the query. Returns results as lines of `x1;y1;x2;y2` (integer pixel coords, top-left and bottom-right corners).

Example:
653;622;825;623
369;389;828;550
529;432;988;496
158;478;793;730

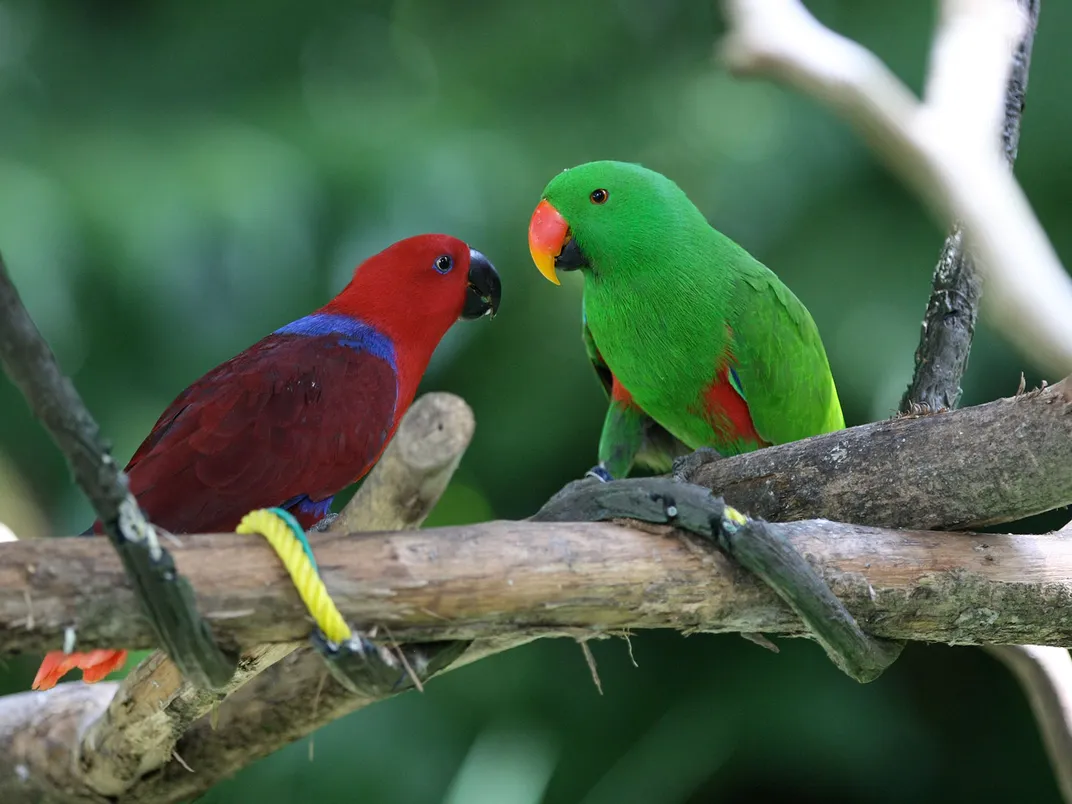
2;0;1071;801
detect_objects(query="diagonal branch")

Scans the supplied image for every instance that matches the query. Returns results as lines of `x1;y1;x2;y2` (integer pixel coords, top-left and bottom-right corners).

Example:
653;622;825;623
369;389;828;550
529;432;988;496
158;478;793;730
720;3;1072;801
0;253;235;690
720;0;1072;378
985;518;1072;803
903;0;1039;412
680;375;1071;531
888;3;1072;801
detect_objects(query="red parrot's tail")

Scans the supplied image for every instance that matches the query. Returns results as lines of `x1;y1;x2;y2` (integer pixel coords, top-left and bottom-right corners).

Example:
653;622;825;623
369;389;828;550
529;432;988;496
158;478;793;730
32;649;129;690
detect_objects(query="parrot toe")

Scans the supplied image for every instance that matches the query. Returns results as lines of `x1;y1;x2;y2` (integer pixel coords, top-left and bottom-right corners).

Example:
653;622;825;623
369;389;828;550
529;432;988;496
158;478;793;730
671;448;723;482
584;465;613;483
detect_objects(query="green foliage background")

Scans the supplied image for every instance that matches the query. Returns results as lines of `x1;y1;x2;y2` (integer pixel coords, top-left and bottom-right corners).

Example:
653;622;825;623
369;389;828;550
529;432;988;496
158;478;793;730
1;1;1071;801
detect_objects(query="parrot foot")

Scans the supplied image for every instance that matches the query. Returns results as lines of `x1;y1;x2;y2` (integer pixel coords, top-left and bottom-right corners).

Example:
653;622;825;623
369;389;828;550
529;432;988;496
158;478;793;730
671;447;723;483
310;512;339;532
310;629;469;697
584;465;614;483
532;477;904;683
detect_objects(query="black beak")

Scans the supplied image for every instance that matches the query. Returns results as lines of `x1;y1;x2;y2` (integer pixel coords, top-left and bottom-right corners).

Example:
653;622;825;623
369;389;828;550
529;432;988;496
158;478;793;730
554;236;589;272
462;249;502;320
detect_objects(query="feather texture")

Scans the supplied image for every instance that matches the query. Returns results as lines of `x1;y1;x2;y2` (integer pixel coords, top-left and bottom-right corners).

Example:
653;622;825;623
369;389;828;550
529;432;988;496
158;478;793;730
120;328;398;534
34;233;493;690
537;161;843;474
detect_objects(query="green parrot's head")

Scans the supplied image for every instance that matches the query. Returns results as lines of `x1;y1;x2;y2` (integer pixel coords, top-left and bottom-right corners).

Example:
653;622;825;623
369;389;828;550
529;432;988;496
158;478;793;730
528;160;705;285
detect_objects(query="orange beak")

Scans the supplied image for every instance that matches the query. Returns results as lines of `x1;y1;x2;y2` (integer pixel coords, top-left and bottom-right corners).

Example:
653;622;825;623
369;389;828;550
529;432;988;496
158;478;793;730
528;199;570;286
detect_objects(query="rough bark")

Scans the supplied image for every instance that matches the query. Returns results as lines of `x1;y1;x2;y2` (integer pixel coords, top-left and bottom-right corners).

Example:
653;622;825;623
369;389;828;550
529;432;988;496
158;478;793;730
326;391;475;533
1;378;1069;658
901;0;1039;412
7;505;1072;800
889;6;1072;801
683;376;1071;530
0;253;235;690
6;508;1072;653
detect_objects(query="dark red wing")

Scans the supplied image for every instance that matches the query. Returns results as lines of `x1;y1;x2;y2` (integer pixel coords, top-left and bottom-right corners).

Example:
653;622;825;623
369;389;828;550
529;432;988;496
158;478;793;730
121;334;398;534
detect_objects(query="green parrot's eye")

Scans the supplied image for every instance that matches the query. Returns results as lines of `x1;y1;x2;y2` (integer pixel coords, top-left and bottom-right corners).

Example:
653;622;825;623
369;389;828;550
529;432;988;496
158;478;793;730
590;188;608;205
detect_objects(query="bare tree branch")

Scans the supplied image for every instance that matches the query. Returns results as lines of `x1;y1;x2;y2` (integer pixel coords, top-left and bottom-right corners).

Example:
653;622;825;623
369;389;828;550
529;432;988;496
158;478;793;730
887;3;1072;799
902;0;1039;412
3;376;1071;800
3;377;1070;658
720;0;1072;378
326;391;475;533
680;376;1071;531
5;471;1072;800
10;367;1065;802
988;643;1072;802
7;503;1072;653
986;515;1072;804
0;253;235;690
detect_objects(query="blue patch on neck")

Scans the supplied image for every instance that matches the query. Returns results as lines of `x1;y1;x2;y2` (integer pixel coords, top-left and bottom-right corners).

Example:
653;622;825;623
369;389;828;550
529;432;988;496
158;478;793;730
275;313;396;369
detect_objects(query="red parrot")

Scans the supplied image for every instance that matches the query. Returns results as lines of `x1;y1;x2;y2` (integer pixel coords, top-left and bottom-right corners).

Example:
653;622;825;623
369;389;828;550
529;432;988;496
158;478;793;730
33;234;501;690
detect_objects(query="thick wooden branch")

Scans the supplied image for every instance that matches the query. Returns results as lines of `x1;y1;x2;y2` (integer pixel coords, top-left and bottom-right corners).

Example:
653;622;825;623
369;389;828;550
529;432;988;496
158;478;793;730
2;378;1069;657
680;375;1071;531
902;0;1038;413
325;391;475;533
889;5;1072;800
3;381;1069;801
9;510;1072;801
6;513;1072;653
8;493;1072;801
0;254;236;691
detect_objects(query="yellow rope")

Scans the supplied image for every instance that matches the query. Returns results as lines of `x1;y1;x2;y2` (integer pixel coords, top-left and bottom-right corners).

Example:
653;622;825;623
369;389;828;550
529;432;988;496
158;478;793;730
236;508;352;644
722;505;749;527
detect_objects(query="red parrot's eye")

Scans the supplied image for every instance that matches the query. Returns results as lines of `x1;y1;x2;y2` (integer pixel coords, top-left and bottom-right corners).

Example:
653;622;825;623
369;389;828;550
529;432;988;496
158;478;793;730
590;188;608;205
433;255;453;274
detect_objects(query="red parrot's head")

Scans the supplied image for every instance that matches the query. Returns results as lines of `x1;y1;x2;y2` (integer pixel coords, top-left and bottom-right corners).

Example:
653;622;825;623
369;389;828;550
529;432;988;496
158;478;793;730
329;234;501;342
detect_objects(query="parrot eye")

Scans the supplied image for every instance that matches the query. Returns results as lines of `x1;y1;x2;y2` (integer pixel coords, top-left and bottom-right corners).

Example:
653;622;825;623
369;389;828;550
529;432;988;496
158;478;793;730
433;255;453;274
590;188;608;205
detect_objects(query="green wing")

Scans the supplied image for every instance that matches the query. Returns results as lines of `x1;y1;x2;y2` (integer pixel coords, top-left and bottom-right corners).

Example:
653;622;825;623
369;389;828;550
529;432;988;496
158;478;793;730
583;314;690;472
728;254;845;446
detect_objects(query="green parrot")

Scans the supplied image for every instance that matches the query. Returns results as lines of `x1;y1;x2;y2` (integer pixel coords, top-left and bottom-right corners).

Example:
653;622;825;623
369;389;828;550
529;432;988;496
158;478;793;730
527;160;844;480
